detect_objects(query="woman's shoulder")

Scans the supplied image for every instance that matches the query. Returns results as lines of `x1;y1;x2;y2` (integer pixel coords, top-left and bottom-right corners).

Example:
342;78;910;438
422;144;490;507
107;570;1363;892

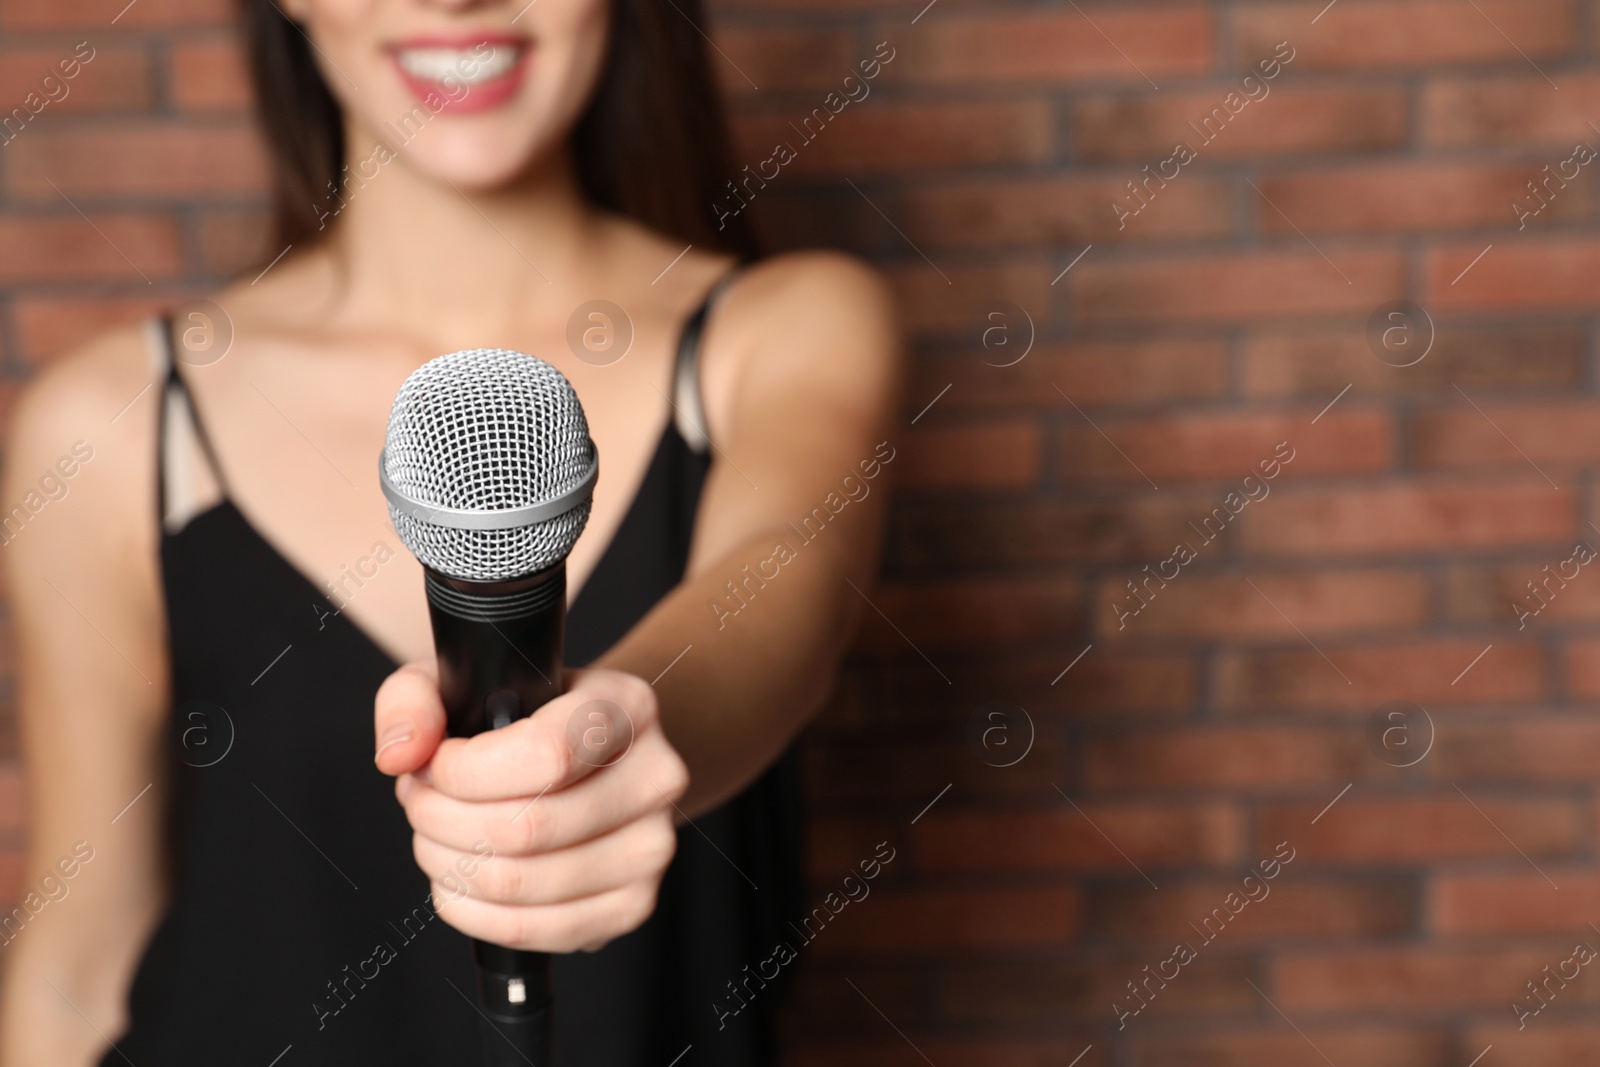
716;249;901;389
692;250;901;444
5;319;162;555
727;249;896;331
10;319;159;462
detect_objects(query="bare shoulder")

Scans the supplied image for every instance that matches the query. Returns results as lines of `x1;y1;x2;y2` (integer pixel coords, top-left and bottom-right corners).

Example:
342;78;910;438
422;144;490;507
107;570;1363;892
724;250;897;344
710;250;902;422
7;321;157;486
3;320;162;587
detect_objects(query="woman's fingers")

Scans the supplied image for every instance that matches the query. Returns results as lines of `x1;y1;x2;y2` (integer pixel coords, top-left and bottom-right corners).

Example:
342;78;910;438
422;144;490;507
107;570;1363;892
413;814;677;908
399;735;683;854
419;669;661;802
373;660;447;776
430;879;664;954
381;668;687;953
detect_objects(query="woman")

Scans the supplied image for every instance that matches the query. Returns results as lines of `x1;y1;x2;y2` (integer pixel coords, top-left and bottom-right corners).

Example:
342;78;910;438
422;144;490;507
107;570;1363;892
0;0;899;1063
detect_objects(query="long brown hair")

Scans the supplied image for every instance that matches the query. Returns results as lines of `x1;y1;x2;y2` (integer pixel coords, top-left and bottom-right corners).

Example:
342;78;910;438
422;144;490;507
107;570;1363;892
239;0;759;259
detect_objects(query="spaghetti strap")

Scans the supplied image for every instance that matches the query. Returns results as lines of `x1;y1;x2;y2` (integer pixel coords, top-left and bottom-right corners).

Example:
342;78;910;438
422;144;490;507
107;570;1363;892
153;314;232;521
672;263;744;454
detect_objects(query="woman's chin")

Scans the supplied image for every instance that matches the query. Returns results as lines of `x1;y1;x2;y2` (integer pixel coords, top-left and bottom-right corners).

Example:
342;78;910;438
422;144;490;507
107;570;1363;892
401;136;551;195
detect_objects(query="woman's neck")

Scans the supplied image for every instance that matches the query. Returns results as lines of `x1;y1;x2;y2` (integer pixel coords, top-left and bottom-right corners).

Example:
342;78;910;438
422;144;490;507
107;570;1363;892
315;132;606;345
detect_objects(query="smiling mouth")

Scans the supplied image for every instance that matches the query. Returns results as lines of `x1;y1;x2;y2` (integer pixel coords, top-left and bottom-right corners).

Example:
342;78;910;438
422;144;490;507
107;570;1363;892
389;39;530;112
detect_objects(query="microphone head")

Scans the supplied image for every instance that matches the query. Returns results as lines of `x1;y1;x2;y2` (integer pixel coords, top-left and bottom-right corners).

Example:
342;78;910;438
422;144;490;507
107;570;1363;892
379;348;598;582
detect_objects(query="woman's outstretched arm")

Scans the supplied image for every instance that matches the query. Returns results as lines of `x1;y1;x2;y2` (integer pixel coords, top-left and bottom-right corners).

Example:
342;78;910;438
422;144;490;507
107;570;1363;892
0;330;171;1067
374;251;902;952
597;251;904;814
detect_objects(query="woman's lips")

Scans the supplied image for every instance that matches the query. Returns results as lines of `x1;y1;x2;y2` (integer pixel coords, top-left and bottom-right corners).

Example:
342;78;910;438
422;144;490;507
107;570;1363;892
388;37;530;114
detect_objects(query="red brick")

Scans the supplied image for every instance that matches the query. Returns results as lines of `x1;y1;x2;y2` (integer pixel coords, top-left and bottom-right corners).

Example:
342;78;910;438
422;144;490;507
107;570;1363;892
730;100;1051;177
713;26;861;97
1074;87;1409;161
818;651;1168;736
1057;409;1391;483
1426;73;1600;149
1243;484;1574;556
1435;716;1600;781
899;421;1039;489
887;260;1052;337
1046;652;1198;716
1093;878;1412;941
11;295;172;364
784;970;922;1036
0;388;23;448
197;206;271;277
804;818;902;884
901;175;1233;247
790;1040;1106;1067
885;9;1212;86
1215;640;1544;710
1240;326;1587;398
719;0;979;8
0;45;153;114
940;955;1256;1023
170;37;251;111
1487;557;1588;634
1257;161;1591;234
1085;727;1372;789
891;494;1237;568
1260;794;1583;862
865;575;1079;650
916;802;1242;874
1096;570;1428;643
1461;1025;1600;1064
0;214;182;283
1565;638;1600;697
816;885;1079;954
804;739;1064;804
1432;872;1592;934
0;846;20;906
0;0;232;29
1451;561;1600;629
1136;1030;1450;1067
918;341;1230;411
1427;238;1600;311
1073;250;1406;323
1273;947;1597;1011
0;760;20;836
1414;402;1600;471
5;124;268;198
1236;0;1575;70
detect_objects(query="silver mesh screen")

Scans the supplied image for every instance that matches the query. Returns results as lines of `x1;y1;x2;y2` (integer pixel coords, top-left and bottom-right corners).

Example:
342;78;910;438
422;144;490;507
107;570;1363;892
382;348;593;581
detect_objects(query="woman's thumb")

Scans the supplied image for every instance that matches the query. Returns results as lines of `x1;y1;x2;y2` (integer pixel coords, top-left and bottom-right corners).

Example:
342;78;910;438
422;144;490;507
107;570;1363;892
374;659;447;776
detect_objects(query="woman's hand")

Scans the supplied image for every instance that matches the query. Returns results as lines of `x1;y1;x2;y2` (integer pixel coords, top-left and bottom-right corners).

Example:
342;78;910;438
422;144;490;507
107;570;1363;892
373;663;689;953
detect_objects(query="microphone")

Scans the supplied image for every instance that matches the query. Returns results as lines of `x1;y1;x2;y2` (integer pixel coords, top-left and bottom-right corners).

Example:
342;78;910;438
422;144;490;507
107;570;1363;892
378;348;600;1067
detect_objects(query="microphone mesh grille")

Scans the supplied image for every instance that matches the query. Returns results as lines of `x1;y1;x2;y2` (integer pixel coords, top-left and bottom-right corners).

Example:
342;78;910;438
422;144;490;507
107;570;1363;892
382;348;592;581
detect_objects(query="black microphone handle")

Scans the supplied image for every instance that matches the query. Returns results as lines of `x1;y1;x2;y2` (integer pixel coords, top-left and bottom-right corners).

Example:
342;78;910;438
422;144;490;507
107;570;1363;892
424;564;565;1067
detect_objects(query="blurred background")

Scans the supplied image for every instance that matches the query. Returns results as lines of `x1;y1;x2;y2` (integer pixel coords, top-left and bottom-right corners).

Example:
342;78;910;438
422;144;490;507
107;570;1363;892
2;0;1599;1064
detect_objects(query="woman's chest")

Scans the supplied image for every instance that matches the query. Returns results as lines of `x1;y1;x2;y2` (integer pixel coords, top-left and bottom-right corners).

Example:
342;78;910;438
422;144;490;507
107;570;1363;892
183;343;677;665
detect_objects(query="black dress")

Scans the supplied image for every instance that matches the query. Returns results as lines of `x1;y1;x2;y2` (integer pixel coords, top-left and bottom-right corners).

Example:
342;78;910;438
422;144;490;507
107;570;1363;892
106;272;803;1066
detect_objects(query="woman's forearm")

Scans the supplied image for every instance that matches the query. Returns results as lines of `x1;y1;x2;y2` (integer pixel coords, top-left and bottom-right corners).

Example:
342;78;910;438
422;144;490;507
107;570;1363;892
597;513;880;818
1;939;115;1067
0;856;162;1067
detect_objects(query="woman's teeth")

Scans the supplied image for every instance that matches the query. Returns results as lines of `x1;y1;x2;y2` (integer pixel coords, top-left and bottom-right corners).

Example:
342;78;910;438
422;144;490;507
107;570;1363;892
396;46;519;86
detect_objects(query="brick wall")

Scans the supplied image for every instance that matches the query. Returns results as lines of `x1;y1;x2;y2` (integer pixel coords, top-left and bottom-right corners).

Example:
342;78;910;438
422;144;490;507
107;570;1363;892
3;0;1600;1065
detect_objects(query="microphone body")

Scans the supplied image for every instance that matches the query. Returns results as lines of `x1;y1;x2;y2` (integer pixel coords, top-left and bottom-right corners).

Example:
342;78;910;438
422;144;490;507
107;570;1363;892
380;347;601;1067
425;565;564;1066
